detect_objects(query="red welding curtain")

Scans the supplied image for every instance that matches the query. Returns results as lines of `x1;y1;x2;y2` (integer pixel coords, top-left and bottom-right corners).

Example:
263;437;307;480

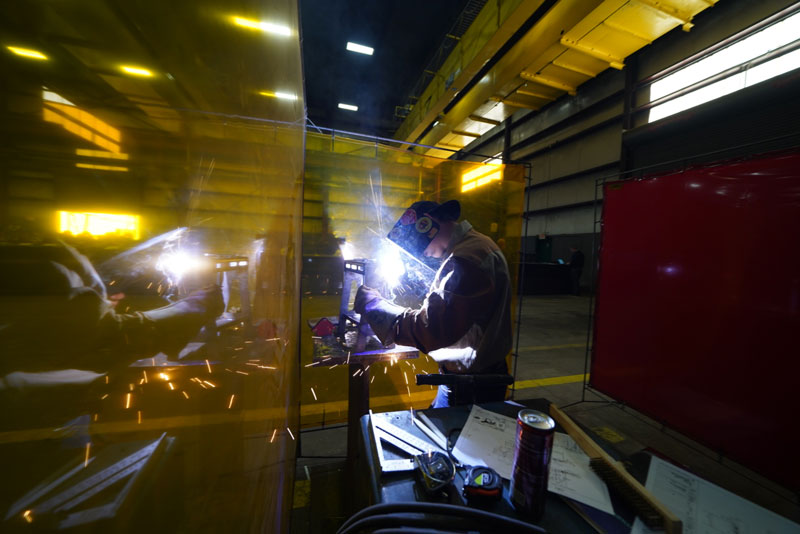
592;151;800;490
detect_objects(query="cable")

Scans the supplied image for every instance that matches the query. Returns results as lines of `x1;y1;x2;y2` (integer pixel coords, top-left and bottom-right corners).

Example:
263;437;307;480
339;513;540;534
337;502;545;534
372;528;463;534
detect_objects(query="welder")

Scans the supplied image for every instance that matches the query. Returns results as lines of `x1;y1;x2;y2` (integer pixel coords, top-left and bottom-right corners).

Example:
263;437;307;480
355;200;512;408
0;239;222;423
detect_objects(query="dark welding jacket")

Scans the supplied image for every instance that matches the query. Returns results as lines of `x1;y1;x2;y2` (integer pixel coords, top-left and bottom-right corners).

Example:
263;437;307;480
365;221;512;373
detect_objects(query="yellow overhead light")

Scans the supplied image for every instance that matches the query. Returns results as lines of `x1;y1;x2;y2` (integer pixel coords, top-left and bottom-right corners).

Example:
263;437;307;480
43;89;121;153
75;163;128;172
7;46;48;60
259;91;297;101
58;211;140;240
461;164;502;193
120;65;153;77
76;149;129;160
232;16;291;36
346;42;373;56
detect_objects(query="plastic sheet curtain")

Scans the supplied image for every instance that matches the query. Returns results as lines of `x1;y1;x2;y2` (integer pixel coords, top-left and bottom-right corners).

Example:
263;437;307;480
300;132;525;426
0;0;304;531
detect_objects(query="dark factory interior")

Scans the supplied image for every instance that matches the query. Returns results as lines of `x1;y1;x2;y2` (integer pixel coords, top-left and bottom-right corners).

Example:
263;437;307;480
1;0;799;532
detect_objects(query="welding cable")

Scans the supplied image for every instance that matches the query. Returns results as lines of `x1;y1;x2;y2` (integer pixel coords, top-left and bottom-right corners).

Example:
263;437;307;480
336;503;546;534
372;528;463;534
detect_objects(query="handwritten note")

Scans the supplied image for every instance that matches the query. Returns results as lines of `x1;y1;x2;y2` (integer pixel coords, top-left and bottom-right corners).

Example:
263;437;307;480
548;432;615;515
452;405;517;480
631;455;800;534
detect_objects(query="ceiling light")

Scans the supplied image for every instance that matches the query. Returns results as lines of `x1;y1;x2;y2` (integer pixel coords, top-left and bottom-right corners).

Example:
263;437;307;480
120;65;153;77
338;103;358;111
346;42;373;56
232;16;291;36
7;46;48;60
259;91;297;101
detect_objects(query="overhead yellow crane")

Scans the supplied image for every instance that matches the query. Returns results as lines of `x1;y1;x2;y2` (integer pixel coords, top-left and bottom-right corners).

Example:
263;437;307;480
395;0;719;159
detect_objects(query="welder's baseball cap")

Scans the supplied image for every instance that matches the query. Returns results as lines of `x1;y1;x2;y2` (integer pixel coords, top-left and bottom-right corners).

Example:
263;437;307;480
387;200;461;257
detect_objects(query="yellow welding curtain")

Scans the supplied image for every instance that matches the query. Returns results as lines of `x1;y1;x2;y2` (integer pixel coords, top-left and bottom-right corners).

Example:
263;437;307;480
0;0;304;531
300;132;525;426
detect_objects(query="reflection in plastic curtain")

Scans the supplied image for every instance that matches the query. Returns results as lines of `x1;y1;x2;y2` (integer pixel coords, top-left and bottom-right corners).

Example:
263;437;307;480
0;0;304;531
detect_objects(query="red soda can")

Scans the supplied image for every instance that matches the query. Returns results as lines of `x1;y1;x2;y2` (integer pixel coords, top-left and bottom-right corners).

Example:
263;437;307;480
509;409;556;518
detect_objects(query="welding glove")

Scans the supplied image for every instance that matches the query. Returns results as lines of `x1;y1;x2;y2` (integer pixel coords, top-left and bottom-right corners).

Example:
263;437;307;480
142;285;224;356
354;285;406;346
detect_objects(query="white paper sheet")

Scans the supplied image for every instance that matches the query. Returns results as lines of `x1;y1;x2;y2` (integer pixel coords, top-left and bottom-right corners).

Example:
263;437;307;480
452;405;517;480
548;432;615;515
631;455;800;534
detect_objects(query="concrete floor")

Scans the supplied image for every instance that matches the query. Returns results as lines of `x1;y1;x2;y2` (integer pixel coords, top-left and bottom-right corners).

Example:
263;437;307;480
291;295;800;532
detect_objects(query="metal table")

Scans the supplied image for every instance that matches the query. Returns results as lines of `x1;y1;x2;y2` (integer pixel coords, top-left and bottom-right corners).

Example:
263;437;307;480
357;399;632;533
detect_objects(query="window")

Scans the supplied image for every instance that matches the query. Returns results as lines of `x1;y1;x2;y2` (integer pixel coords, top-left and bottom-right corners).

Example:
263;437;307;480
648;10;800;123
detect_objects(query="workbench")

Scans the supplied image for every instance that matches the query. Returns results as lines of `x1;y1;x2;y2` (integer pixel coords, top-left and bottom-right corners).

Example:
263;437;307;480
357;399;637;533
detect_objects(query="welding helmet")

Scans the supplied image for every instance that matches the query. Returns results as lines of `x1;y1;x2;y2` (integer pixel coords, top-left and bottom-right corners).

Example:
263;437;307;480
387;200;460;258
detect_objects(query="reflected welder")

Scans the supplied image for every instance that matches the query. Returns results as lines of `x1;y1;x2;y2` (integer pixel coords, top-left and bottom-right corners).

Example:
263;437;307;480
355;200;513;407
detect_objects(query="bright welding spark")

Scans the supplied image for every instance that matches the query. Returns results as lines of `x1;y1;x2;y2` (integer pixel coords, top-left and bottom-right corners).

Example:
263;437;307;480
84;442;91;467
371;376;375;383
270;428;277;443
125;393;131;409
375;240;406;291
142;370;148;383
406;385;411;397
204;380;216;388
159;373;169;381
168;382;175;391
22;510;33;523
137;411;142;424
228;394;235;409
384;367;387;374
105;376;109;384
182;391;190;399
100;394;109;400
340;241;357;260
156;250;204;284
129;383;134;391
311;387;317;401
404;371;408;385
206;359;213;374
287;427;295;440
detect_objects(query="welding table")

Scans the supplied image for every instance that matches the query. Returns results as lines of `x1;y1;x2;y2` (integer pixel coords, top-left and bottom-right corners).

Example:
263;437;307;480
311;338;419;465
358;399;637;533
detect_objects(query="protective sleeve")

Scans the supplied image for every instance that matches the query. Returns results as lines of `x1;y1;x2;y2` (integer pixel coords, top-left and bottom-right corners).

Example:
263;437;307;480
393;256;494;354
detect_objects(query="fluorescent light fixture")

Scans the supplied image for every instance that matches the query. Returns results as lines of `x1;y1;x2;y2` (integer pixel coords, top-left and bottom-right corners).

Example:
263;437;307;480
461;164;502;193
338;103;358;111
649;11;800;123
42;89;122;153
76;149;129;160
259;91;297;101
58;211;140;239
76;163;128;172
7;46;48;60
232;16;291;36
120;65;153;77
346;42;373;56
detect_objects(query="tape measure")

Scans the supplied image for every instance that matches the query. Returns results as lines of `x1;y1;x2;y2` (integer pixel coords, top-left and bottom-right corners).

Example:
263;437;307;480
462;466;502;501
